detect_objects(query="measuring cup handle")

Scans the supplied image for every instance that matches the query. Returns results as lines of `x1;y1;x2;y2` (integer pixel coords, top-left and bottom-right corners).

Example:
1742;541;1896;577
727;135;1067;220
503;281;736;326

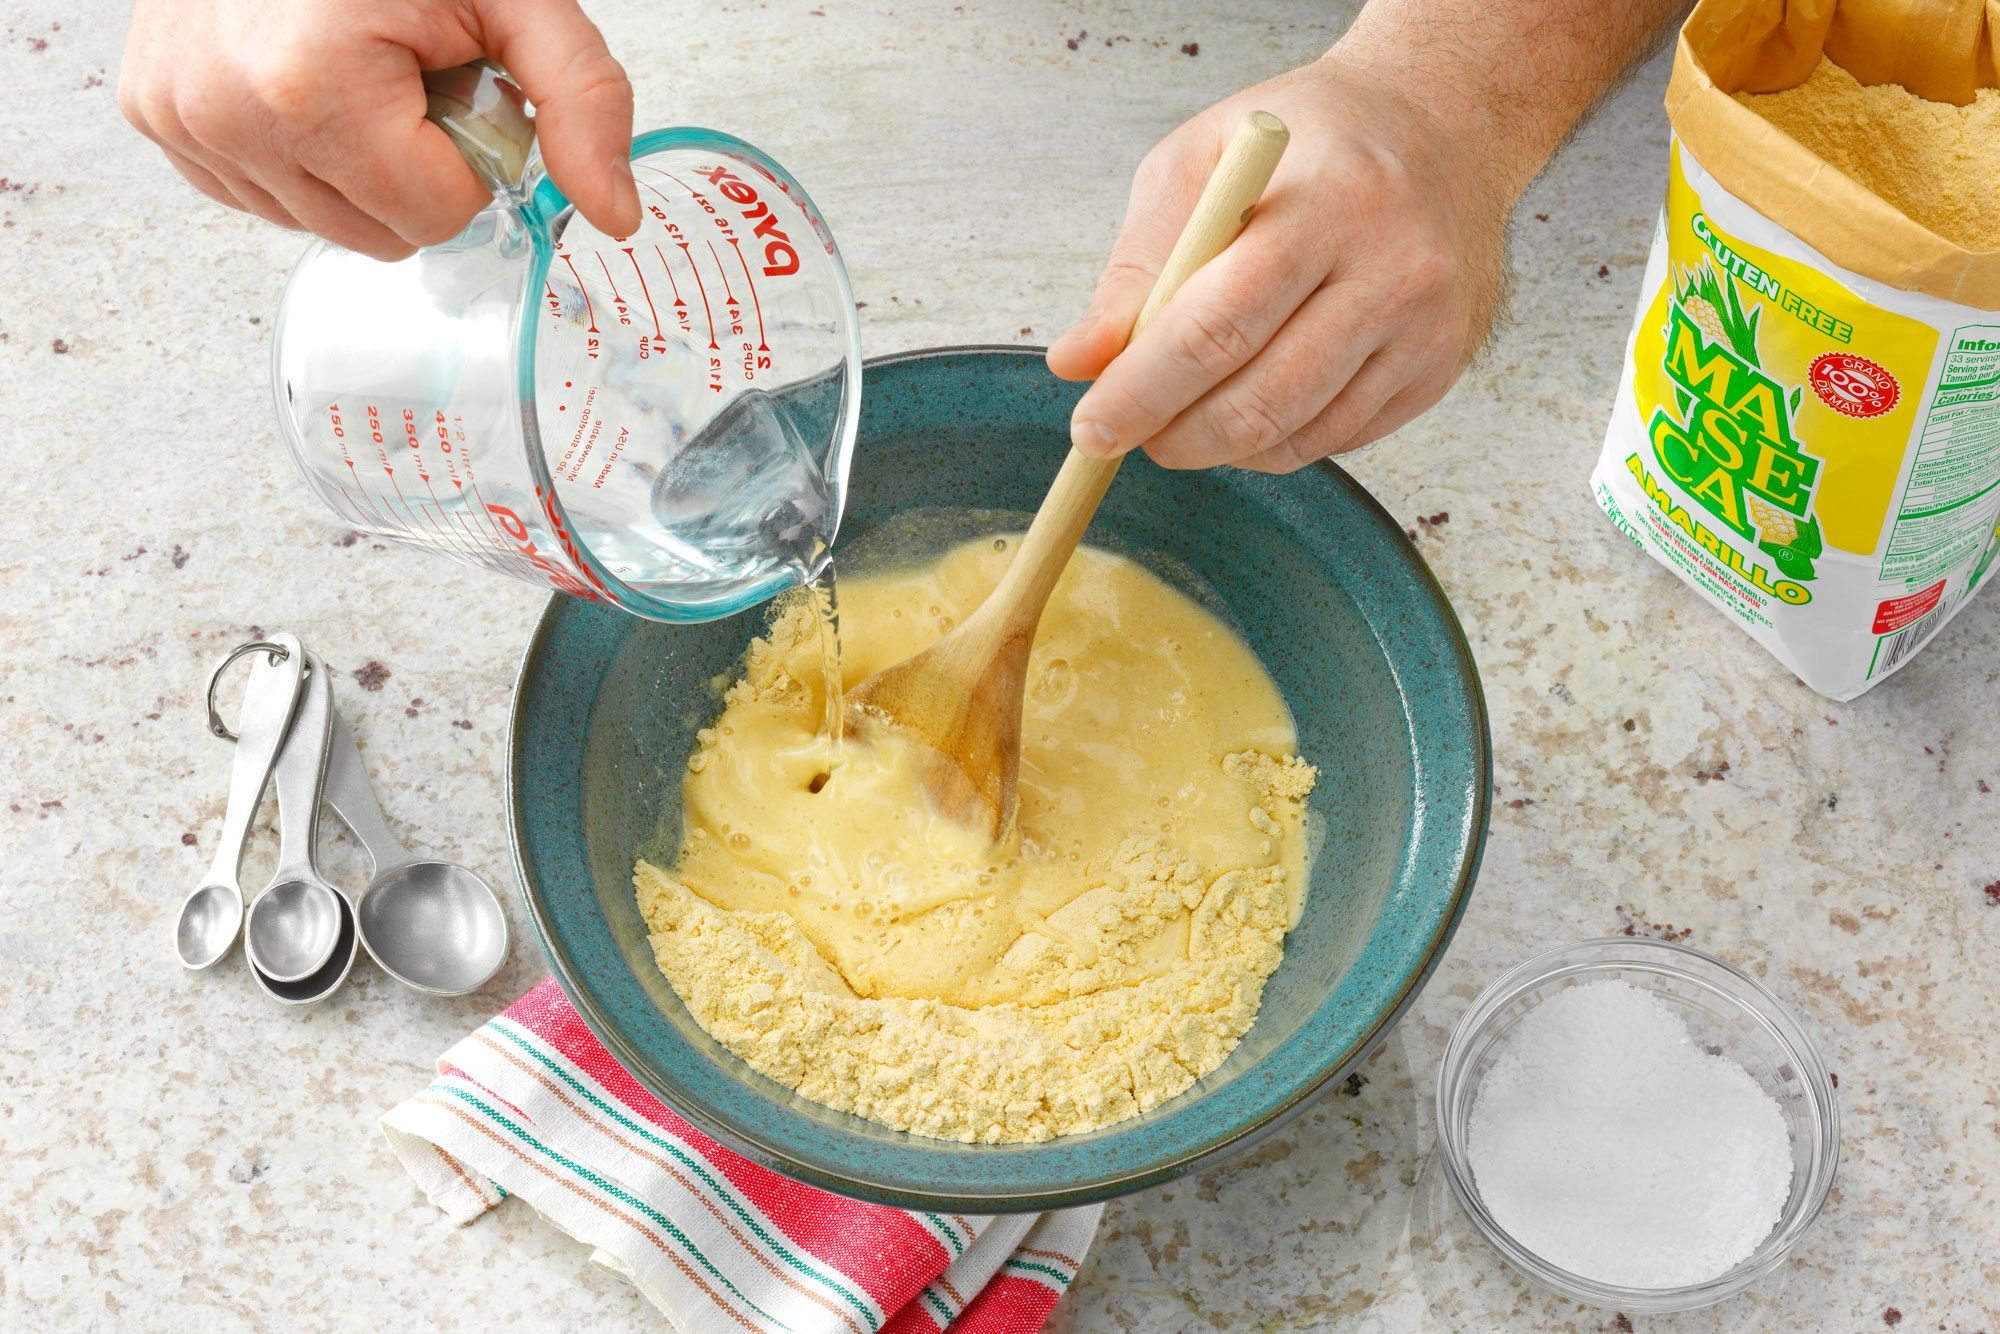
422;60;537;197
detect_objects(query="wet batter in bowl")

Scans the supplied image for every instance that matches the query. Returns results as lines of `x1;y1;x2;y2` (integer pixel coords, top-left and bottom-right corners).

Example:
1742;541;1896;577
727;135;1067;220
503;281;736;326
635;536;1316;1143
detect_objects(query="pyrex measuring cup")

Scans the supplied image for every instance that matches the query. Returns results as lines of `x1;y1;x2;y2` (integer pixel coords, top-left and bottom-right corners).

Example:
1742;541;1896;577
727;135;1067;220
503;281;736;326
272;63;862;621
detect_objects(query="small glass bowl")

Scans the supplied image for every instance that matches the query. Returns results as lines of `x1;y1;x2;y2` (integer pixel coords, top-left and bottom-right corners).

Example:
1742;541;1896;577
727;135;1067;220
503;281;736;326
1433;938;1840;1314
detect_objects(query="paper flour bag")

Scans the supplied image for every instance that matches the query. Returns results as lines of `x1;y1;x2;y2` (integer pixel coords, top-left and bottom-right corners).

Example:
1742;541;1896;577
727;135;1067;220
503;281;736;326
1592;0;2000;699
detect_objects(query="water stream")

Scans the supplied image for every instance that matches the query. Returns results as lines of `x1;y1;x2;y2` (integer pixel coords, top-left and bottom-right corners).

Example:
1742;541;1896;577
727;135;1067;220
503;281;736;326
788;553;845;778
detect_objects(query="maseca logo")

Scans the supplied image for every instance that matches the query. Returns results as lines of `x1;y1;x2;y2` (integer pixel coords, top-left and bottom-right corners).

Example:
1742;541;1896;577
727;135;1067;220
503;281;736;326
1636;260;1826;598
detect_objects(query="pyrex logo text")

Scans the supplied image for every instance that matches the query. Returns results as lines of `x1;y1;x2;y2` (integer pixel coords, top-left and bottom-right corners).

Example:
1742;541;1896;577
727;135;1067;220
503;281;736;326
486;500;605;602
695;165;800;277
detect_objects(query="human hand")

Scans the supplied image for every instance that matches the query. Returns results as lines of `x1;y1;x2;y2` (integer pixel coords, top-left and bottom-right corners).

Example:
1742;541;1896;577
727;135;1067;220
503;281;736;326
119;0;642;260
1046;51;1522;473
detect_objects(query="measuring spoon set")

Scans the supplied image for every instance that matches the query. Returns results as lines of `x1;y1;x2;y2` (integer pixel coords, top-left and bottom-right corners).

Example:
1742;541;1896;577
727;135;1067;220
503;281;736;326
174;635;509;1004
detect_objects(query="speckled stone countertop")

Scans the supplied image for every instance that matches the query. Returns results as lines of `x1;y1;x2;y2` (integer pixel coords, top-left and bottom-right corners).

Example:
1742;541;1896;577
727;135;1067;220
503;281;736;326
3;1;1995;1330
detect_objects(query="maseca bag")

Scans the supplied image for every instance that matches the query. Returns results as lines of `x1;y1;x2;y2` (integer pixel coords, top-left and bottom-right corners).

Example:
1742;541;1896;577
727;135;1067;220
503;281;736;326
1591;0;2000;699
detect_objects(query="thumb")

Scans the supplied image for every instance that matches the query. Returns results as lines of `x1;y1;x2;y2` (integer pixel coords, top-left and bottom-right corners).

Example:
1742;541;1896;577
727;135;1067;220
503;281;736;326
1046;147;1206;383
473;0;641;237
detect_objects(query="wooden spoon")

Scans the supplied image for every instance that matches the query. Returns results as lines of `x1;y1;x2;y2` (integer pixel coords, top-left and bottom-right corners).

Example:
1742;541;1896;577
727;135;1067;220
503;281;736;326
845;111;1291;839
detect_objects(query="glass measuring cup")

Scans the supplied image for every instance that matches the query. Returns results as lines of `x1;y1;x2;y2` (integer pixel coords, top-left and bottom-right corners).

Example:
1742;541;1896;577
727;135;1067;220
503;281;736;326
272;63;862;621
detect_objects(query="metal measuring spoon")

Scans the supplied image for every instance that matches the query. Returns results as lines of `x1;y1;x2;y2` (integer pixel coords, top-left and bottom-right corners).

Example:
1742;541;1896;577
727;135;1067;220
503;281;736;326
243;651;346;982
322;712;509;995
176;636;305;970
247;886;358;1007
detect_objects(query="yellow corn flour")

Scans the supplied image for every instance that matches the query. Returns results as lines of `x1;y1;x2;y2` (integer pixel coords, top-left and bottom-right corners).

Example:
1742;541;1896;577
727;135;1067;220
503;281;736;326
1735;58;2000;251
634;537;1316;1143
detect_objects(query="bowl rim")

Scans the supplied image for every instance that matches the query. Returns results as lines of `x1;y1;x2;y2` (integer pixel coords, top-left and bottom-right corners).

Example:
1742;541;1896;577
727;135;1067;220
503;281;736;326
507;343;1493;1210
1431;936;1842;1313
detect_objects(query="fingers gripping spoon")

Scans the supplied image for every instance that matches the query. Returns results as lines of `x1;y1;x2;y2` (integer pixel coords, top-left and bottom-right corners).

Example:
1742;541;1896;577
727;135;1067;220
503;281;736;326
176;636;306;970
844;111;1291;838
322;713;509;996
243;652;346;983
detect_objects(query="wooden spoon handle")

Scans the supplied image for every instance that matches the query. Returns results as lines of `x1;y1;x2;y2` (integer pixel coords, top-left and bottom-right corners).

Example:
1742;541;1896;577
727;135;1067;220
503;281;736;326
990;110;1291;621
1130;110;1294;338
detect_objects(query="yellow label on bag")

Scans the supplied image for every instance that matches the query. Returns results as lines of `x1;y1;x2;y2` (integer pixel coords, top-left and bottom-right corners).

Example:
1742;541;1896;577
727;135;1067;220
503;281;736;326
1596;8;2000;701
1629;146;1939;580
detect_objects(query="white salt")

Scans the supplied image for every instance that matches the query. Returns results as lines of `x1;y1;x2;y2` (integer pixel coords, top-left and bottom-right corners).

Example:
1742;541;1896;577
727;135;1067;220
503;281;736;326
1465;978;1793;1289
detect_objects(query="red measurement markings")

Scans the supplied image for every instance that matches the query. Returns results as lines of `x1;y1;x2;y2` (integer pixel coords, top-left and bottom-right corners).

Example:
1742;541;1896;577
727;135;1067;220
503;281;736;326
400;408;487;565
327;402;358;469
649;168;711;209
430;411;496;560
726;238;770;352
653;245;693;336
651;245;687;309
430;458;535;583
394;451;464;553
382;460;414;520
327;403;392;524
431;411;465;490
559;254;598;332
666;225;724;385
366;403;449;554
654;170;733;231
636;177;681;221
331;482;378;528
357;405;420;535
367;404;393;469
401;408;426;472
327;457;384;527
622;248;663;338
596;254;633;327
390;409;456;555
683;243;719;350
446;499;497;570
637;179;711;345
421;472;488;566
708;240;738;307
338;461;388;524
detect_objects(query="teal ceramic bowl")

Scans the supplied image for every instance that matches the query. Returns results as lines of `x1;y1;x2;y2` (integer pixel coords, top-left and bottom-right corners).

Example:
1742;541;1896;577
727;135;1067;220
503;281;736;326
509;346;1489;1211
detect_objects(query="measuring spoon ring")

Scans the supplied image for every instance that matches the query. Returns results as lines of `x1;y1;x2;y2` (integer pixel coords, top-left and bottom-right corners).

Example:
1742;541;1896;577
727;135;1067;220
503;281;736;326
322;712;509;996
175;636;305;970
243;651;347;983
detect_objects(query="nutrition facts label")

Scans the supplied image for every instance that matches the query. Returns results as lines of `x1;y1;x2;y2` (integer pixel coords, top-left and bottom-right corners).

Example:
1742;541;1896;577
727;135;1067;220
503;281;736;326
1880;324;2000;584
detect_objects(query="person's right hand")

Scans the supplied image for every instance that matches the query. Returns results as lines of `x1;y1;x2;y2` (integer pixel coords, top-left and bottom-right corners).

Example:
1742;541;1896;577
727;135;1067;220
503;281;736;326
1046;50;1519;474
119;0;642;259
1046;0;1689;473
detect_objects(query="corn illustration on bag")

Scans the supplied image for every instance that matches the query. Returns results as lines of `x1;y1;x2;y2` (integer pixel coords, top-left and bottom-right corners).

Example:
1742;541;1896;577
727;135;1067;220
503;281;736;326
1592;0;2000;699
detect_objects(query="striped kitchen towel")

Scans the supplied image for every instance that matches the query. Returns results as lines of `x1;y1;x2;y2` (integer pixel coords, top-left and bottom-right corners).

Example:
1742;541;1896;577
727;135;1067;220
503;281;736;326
381;978;1102;1332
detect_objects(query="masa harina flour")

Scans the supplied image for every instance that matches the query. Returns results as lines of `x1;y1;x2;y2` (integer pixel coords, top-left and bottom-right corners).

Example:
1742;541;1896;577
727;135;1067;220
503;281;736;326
1735;59;2000;252
636;538;1318;1144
